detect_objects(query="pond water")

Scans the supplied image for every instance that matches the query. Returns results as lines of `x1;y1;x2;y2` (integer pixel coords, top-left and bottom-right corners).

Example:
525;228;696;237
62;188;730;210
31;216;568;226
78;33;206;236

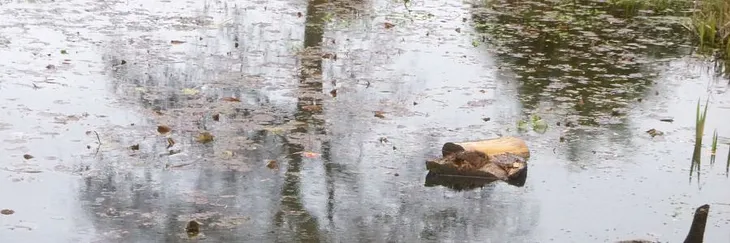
1;0;729;242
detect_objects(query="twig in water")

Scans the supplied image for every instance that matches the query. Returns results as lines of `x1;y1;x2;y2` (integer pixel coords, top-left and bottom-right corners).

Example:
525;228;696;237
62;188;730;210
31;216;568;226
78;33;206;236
94;131;102;145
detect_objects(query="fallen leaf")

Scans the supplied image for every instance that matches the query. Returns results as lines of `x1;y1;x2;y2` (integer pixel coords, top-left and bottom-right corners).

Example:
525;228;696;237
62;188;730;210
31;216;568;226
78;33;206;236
129;144;140;150
1;209;14;215
23;154;33;160
186;220;200;236
297;12;302;18
166;138;175;149
330;89;337;97
171;40;186;44
45;64;55;69
220;97;241;102
182;88;200;95
374;111;386;119
455;28;461;33
646;128;664;137
196;132;214;144
212;113;220;121
660;118;674;123
482;117;491;122
266;160;278;169
157;125;171;134
302;105;322;112
60;50;68;54
301;152;320;158
384;22;395;29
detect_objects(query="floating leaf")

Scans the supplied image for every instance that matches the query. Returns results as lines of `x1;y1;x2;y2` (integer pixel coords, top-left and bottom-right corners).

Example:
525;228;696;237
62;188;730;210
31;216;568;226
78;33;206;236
157;125;171;134
182;88;200;95
646;128;664;137
374;111;386;119
1;209;14;215
171;40;186;45
384;22;395;29
196;132;214;144
129;144;140;150
60;50;68;54
302;105;322;112
212;113;220;121
266;160;278;170
220;97;241;102
301;152;320;158
23;154;34;160
186;220;200;237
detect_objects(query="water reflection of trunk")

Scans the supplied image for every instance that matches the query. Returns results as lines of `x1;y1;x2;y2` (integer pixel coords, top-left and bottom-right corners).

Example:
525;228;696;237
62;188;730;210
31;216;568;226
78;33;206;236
272;0;331;241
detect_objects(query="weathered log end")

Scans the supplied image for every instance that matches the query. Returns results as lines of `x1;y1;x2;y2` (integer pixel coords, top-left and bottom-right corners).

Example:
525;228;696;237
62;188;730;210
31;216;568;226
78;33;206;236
684;204;710;243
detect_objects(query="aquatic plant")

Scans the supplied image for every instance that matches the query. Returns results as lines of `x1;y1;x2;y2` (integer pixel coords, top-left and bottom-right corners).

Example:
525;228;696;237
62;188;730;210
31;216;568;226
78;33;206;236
605;0;729;74
726;144;730;176
711;129;718;155
606;0;692;15
690;98;709;180
683;0;730;71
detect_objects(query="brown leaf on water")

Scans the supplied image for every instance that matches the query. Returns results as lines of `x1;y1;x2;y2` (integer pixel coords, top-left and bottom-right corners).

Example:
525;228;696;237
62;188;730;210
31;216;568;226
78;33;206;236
384;22;395;29
171;40;186;45
220;97;241;102
646;128;664;138
157;125;172;134
1;209;14;215
301;152;320;158
374;111;386;119
23;154;34;160
330;89;337;97
302;105;322;112
129;144;140;151
321;53;337;60
212;113;220;121
297;12;303;18
455;28;461;33
196;132;214;144
266;160;278;170
166;138;175;149
185;220;200;236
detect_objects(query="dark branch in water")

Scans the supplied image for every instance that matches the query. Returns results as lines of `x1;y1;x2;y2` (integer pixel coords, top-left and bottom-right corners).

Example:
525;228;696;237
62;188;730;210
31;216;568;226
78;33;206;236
684;204;710;243
94;131;102;145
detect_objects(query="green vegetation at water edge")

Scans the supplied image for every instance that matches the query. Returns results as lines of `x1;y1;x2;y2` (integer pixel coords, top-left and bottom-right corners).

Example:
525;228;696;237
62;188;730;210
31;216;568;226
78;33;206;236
606;0;729;72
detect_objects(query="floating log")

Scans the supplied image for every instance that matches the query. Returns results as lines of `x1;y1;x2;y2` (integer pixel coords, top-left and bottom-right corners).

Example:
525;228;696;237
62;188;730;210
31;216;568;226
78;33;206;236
441;136;530;158
426;136;530;183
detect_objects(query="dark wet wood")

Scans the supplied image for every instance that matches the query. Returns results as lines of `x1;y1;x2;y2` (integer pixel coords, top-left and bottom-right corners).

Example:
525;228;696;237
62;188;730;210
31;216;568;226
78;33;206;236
684;204;709;243
426;150;527;181
617;204;710;243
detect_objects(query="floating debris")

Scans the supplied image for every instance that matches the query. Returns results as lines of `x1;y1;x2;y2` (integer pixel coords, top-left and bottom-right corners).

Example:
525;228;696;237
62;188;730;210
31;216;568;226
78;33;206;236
185;220;200;236
195;132;214;144
157;125;172;134
646;128;664;137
